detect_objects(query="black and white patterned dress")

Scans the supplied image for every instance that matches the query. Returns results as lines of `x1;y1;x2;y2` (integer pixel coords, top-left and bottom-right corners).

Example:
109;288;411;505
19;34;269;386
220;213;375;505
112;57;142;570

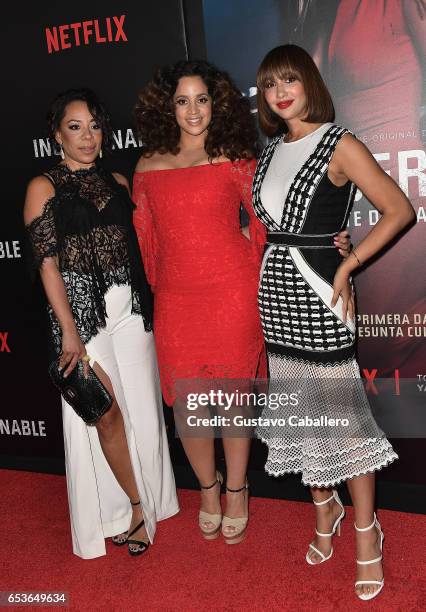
254;124;397;487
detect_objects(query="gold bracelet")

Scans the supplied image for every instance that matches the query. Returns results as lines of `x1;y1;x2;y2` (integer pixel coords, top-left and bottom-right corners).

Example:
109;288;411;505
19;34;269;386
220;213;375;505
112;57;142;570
352;250;362;266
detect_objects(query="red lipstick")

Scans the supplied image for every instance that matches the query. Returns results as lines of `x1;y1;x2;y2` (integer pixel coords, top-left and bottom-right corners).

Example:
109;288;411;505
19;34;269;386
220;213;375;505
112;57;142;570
277;100;293;109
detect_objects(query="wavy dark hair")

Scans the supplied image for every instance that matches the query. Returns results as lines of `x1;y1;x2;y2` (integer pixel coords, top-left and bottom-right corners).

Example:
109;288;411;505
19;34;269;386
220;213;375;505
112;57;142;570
135;60;257;160
47;88;114;153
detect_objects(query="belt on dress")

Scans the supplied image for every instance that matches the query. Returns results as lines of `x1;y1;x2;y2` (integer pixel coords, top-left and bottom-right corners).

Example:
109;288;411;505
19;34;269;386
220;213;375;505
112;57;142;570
266;231;336;248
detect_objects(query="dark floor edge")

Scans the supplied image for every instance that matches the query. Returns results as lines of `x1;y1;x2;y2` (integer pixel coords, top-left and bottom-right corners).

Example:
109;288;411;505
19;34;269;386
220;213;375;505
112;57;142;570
0;455;66;475
173;465;426;515
2;455;424;515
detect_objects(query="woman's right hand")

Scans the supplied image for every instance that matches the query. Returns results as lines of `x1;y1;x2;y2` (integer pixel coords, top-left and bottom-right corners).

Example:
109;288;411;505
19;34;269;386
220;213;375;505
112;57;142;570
60;330;88;378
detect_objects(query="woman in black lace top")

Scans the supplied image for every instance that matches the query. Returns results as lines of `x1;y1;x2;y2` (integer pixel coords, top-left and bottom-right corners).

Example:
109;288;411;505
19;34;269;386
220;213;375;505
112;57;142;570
24;89;178;559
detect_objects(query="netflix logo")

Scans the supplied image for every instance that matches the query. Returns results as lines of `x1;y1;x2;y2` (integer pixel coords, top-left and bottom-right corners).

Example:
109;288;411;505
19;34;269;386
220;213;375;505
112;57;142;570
363;368;400;395
45;15;128;54
0;332;11;353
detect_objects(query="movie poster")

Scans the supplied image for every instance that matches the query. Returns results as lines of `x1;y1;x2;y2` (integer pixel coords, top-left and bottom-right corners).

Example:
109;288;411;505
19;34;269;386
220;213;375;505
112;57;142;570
204;0;426;384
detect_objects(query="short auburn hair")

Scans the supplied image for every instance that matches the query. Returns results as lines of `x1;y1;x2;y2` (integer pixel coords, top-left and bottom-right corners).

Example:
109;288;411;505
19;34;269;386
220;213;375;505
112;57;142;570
256;44;335;137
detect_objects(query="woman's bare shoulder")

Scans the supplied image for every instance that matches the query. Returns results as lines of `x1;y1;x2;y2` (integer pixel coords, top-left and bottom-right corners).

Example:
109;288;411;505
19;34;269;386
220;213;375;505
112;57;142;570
135;153;175;172
26;174;54;194
24;175;55;225
334;132;374;164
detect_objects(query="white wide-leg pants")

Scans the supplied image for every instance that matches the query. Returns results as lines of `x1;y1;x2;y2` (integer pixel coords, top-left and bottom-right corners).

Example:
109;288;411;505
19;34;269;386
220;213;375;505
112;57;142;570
61;284;179;559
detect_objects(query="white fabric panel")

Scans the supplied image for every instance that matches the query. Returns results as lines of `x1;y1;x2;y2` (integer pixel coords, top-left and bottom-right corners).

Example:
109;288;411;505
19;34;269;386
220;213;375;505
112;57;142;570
260;123;333;224
62;285;179;559
289;247;356;334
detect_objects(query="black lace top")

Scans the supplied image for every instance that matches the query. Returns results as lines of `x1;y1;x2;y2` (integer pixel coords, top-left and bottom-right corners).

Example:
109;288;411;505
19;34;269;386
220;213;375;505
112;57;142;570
26;163;153;355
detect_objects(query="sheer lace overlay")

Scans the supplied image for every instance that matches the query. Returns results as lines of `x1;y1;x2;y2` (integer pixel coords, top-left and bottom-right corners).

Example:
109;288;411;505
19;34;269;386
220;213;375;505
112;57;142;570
133;159;267;406
26;164;152;355
256;354;398;487
51;164;118;210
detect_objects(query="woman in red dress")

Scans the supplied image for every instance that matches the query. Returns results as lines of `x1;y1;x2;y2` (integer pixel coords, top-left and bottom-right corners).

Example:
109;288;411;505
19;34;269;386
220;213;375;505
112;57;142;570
132;60;349;543
132;61;266;544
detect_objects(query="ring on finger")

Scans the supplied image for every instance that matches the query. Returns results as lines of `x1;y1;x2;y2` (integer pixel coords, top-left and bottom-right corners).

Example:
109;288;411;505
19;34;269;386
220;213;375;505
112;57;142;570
81;354;91;362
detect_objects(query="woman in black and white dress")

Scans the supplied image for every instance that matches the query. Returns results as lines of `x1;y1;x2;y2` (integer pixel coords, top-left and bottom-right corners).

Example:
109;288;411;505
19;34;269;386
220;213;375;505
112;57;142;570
254;46;414;601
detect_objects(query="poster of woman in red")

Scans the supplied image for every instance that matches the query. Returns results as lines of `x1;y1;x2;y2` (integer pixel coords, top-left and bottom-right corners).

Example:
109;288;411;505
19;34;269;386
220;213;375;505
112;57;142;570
321;0;425;378
203;0;426;379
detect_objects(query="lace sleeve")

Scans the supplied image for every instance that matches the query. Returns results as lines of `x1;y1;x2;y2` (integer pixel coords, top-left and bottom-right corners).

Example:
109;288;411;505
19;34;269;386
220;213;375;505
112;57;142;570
132;172;157;289
25;197;58;269
231;159;267;264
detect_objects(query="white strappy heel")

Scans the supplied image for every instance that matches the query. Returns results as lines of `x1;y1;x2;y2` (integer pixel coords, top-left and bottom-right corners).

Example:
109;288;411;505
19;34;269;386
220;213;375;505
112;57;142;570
306;490;345;565
354;513;384;601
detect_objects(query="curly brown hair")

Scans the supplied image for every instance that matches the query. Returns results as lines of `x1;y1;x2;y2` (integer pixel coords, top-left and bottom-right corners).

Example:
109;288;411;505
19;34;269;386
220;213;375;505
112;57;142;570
135;60;257;160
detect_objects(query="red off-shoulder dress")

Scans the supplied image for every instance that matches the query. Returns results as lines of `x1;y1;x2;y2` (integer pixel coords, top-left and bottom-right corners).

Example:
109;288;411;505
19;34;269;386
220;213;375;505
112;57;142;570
133;159;266;406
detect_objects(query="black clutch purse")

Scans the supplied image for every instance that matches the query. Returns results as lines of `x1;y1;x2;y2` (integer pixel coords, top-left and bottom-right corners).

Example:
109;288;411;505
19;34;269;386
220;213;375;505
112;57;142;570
48;359;113;424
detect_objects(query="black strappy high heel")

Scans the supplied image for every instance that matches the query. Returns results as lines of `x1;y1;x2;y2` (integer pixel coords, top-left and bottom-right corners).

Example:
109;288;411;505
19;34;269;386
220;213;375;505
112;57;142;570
127;500;150;557
111;532;128;546
111;529;128;546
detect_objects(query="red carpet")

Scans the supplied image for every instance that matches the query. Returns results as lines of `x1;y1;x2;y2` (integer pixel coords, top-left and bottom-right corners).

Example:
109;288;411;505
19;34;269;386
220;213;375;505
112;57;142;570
0;470;425;611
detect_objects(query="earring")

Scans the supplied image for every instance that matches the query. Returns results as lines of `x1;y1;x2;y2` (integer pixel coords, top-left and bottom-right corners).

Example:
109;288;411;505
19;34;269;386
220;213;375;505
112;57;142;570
99;148;103;159
59;145;64;159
